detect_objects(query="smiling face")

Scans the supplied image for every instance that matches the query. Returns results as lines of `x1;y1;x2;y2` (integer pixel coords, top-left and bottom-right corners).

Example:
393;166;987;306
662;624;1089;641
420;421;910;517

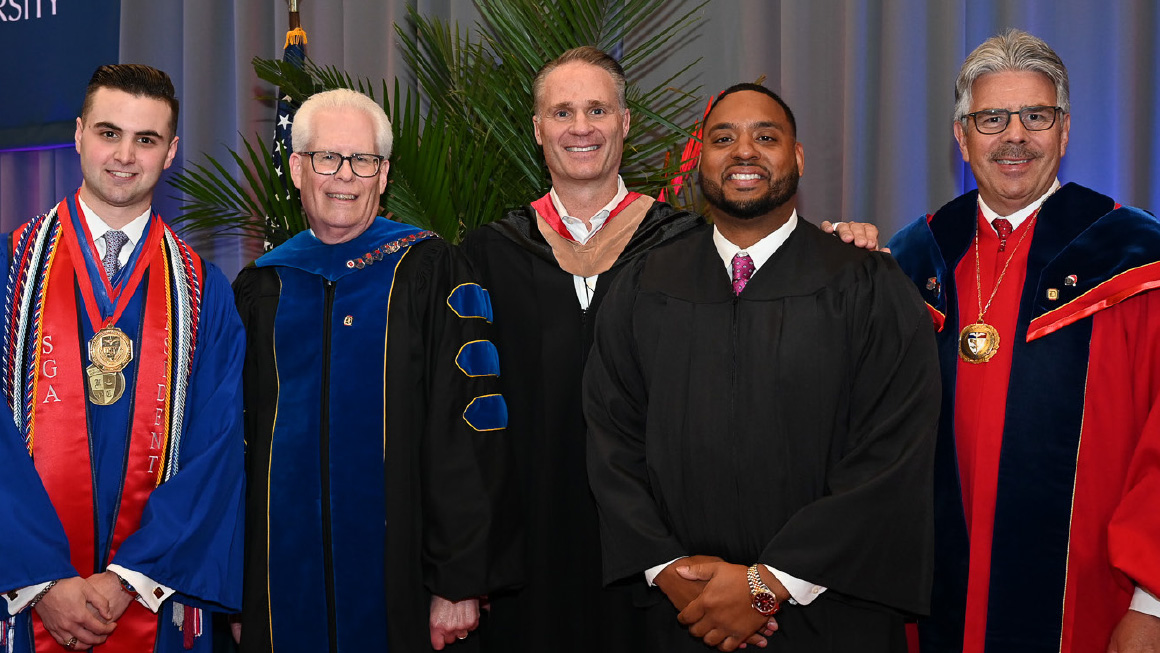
954;70;1069;215
532;61;630;195
697;90;804;224
290;106;389;244
75;87;178;227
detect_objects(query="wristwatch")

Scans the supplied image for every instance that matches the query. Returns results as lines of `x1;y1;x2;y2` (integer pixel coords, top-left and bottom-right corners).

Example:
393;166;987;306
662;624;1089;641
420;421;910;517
747;565;781;616
117;574;139;599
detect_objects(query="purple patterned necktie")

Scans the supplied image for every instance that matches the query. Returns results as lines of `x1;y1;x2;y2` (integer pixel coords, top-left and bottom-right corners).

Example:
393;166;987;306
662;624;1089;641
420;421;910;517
103;230;129;279
732;253;754;295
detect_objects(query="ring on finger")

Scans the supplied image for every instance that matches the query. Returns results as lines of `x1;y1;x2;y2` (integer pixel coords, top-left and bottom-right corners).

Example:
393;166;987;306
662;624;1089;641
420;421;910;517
65;636;78;649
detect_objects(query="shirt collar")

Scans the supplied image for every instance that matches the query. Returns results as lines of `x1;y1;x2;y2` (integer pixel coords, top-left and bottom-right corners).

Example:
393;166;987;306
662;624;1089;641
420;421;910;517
79;197;151;249
549;176;629;244
712;210;799;276
978;178;1060;232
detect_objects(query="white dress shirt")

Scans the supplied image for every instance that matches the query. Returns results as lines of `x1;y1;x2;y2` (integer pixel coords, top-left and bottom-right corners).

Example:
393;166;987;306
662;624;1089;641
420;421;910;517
80;198;152;274
977;178;1060;232
548;176;629;310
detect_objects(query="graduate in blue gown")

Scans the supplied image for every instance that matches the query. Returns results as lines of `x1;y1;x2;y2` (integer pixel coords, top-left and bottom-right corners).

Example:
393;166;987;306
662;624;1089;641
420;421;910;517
0;64;244;653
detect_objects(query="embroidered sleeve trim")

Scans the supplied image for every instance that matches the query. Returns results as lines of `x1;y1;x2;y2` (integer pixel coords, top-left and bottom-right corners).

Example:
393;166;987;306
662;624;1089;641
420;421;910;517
455;340;500;378
462;394;508;432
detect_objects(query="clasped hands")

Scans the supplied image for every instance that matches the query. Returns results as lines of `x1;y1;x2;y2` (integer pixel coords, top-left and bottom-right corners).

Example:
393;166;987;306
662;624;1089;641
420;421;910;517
655;556;783;652
33;571;135;649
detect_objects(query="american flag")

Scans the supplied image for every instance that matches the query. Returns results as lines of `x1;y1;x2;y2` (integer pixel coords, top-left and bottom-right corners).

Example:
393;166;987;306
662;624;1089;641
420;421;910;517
267;5;307;250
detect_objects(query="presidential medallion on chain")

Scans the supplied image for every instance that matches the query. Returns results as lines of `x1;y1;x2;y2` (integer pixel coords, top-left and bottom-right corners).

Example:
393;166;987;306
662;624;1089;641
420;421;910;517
958;211;1038;364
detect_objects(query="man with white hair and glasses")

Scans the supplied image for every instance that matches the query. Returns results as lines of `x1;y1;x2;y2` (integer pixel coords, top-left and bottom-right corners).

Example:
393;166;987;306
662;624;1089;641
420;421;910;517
234;88;509;653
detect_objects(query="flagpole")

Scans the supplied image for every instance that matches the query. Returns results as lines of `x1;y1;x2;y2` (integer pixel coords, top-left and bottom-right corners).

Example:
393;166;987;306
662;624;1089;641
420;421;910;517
267;0;307;249
285;0;306;49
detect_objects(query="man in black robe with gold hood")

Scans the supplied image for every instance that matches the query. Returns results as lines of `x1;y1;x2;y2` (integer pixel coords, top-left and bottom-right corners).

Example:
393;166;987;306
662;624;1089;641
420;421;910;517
584;84;940;652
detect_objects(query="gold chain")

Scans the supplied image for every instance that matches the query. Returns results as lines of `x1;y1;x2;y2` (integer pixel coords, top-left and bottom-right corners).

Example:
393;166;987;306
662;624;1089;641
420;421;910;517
973;210;1038;322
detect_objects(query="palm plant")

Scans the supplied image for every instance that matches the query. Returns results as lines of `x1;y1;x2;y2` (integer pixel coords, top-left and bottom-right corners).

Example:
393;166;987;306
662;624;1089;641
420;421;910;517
169;0;706;246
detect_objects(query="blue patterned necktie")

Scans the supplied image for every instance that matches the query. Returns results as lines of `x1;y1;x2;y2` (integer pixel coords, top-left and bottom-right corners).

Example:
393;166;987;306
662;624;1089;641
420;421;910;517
103;230;129;278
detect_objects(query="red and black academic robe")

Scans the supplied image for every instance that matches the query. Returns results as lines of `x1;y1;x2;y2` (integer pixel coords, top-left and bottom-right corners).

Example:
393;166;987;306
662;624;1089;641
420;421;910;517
888;182;1160;653
459;198;702;653
584;222;940;653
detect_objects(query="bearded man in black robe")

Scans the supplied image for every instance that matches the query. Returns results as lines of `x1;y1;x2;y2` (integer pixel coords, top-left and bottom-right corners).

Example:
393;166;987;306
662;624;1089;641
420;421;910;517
584;83;940;653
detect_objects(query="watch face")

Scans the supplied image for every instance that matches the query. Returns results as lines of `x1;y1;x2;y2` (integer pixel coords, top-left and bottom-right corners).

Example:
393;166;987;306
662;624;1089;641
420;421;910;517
752;591;778;615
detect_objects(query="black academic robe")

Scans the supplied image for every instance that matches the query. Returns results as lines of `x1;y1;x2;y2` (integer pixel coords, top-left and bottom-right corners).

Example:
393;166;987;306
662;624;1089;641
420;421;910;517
584;221;940;652
459;201;701;653
234;218;509;653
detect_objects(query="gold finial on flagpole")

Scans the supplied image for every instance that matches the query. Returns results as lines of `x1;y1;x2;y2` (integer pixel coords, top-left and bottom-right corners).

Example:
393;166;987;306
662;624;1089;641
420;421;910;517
285;0;306;47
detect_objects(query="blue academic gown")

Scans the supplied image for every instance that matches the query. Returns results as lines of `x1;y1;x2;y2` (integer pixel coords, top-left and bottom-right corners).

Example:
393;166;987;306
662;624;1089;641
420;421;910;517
0;209;245;652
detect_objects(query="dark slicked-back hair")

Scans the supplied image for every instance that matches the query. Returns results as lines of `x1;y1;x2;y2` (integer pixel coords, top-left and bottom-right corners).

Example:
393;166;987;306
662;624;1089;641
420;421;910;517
81;64;180;137
532;46;627;113
707;83;797;138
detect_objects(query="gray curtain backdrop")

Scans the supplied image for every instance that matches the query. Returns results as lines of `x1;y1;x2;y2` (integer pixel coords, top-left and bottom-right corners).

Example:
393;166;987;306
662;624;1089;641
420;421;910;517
1;0;1156;280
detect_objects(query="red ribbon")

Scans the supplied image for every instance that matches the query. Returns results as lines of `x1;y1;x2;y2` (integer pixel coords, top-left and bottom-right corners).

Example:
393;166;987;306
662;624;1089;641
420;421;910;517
27;200;180;653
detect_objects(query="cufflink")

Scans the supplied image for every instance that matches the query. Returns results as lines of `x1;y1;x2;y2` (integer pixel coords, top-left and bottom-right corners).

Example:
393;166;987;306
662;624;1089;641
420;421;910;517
1047;288;1060;301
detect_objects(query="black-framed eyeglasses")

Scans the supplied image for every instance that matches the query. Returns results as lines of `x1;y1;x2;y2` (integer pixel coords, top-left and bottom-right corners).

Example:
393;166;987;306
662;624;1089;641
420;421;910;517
962;106;1063;135
299;151;384;177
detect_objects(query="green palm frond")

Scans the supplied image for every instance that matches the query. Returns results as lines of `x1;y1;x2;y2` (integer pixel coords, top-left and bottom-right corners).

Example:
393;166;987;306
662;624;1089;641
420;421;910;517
169;136;306;243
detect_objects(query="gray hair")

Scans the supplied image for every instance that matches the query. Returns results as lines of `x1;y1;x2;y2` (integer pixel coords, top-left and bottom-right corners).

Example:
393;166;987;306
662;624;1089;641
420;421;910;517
532;46;627;113
954;28;1070;122
292;88;393;157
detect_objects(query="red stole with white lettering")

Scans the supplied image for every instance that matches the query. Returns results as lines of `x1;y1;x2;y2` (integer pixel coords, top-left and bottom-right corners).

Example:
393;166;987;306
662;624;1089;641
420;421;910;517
21;198;183;653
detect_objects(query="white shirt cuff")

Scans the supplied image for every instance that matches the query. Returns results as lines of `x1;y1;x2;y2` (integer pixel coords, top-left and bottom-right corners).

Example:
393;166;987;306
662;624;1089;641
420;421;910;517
765;565;826;605
108;565;174;613
1130;586;1160;618
3;582;52;614
644;558;684;586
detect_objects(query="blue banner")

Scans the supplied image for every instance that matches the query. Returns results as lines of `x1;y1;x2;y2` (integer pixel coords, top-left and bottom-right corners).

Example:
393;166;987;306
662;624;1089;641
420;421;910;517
0;0;120;150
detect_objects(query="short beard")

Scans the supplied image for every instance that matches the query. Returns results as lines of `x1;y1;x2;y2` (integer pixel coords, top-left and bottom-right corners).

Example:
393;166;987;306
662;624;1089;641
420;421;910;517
699;166;799;220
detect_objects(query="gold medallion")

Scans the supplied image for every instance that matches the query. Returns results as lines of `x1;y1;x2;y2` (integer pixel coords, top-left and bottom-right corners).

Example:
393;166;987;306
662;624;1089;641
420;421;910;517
86;365;126;405
959;322;1000;363
89;326;134;373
